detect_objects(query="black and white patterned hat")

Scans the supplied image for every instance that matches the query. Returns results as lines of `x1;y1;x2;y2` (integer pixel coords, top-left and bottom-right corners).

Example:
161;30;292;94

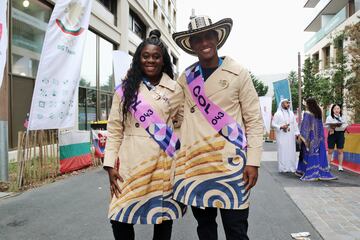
172;12;233;55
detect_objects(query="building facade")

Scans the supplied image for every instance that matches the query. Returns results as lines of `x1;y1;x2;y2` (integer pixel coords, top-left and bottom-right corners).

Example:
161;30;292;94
5;0;179;148
304;0;360;70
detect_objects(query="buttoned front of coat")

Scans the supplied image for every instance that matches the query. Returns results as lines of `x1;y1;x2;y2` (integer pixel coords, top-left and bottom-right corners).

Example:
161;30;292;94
103;73;185;224
173;56;263;210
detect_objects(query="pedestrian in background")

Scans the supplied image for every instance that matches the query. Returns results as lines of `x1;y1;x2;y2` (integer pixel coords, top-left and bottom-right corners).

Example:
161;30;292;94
296;98;336;181
325;104;348;171
103;29;185;240
272;98;300;172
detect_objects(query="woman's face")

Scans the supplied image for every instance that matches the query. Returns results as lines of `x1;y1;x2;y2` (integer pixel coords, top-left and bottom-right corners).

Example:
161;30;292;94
333;105;341;115
140;44;163;80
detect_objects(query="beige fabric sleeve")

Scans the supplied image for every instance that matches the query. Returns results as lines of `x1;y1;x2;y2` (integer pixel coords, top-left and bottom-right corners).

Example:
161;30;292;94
238;69;264;167
171;81;185;129
103;93;124;168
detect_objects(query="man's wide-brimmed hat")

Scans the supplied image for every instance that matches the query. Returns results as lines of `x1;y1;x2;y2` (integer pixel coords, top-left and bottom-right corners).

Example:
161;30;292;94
172;12;233;55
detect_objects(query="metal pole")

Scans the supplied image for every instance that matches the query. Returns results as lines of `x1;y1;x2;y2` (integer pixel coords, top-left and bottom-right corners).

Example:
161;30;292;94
298;52;302;125
0;121;9;181
0;1;9;181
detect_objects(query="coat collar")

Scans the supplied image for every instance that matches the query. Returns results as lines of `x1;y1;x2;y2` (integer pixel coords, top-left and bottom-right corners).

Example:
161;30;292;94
157;73;176;91
220;56;241;75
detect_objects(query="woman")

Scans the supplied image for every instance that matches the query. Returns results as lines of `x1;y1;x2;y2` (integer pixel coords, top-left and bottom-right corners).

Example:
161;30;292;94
296;98;336;181
103;30;185;240
325;104;348;171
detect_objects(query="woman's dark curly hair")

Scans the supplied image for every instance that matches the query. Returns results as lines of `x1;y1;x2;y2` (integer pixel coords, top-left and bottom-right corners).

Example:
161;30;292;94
306;98;322;119
121;29;174;126
330;103;342;118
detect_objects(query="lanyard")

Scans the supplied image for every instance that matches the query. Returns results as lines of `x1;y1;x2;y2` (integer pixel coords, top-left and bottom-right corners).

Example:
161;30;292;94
199;57;223;79
142;78;155;90
142;78;169;105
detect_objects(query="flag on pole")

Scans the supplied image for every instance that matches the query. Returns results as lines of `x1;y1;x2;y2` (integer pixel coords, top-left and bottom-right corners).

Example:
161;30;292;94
0;0;8;88
273;79;291;108
259;96;272;134
91;129;107;158
59;130;92;174
28;0;92;130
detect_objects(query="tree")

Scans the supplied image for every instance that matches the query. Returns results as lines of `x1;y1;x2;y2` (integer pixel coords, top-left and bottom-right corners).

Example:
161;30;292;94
250;72;268;96
288;71;299;111
302;58;318;100
331;33;350;105
344;22;360;122
302;58;332;117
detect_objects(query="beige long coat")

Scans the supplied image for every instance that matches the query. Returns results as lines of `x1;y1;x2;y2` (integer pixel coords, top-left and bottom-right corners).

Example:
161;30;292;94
103;73;185;224
174;56;263;210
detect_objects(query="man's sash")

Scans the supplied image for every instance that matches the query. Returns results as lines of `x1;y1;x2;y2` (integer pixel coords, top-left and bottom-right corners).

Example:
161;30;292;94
185;64;247;150
115;85;180;157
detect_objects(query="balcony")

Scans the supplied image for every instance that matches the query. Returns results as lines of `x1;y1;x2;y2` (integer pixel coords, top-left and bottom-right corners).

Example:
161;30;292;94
305;0;348;32
304;0;320;8
304;6;347;52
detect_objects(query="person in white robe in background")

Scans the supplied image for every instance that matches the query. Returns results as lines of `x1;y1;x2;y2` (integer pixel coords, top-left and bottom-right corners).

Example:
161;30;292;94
272;99;300;172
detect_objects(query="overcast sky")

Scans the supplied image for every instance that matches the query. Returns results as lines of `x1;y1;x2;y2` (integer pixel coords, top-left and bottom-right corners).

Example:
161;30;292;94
176;0;314;76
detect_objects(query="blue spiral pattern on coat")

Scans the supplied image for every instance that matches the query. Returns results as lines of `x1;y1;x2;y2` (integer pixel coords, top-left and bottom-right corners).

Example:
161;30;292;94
113;194;185;224
173;152;249;209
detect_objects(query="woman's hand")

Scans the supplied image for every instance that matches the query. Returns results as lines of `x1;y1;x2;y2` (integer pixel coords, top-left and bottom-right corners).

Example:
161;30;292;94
104;167;123;198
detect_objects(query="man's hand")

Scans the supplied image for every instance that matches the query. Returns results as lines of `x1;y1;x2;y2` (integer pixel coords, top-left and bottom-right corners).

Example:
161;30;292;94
243;165;259;192
104;167;123;198
280;124;289;132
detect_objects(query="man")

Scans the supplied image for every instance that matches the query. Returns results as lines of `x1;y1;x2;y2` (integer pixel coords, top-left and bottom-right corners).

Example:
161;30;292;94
172;13;263;240
272;99;300;172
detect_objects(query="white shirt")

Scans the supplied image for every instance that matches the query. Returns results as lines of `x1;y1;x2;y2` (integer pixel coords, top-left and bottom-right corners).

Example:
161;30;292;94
325;114;348;132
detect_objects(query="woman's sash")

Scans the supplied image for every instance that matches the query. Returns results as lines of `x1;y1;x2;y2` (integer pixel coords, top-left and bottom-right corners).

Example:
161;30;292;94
185;64;247;150
115;85;180;157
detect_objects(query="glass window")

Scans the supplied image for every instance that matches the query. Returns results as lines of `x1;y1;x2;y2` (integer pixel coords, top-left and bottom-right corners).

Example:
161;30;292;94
78;33;115;128
171;54;178;65
78;88;97;130
80;31;97;89
100;94;113;120
97;0;117;14
86;89;97;129
11;0;52;78
78;88;87;130
129;10;146;40
173;10;176;26
323;46;330;69
168;1;171;16
99;37;114;92
153;2;158;19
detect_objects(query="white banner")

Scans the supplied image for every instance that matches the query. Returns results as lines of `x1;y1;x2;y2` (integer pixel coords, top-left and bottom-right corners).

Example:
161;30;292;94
259;96;272;134
28;0;92;130
0;0;8;88
113;50;132;86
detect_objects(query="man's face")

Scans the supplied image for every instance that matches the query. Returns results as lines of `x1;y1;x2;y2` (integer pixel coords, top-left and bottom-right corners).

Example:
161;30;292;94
282;101;290;110
189;30;218;62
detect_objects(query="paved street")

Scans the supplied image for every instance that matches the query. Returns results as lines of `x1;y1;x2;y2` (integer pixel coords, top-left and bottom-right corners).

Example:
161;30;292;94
0;143;359;240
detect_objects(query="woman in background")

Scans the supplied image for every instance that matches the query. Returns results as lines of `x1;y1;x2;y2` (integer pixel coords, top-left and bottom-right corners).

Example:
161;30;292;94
325;104;348;171
296;98;336;181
